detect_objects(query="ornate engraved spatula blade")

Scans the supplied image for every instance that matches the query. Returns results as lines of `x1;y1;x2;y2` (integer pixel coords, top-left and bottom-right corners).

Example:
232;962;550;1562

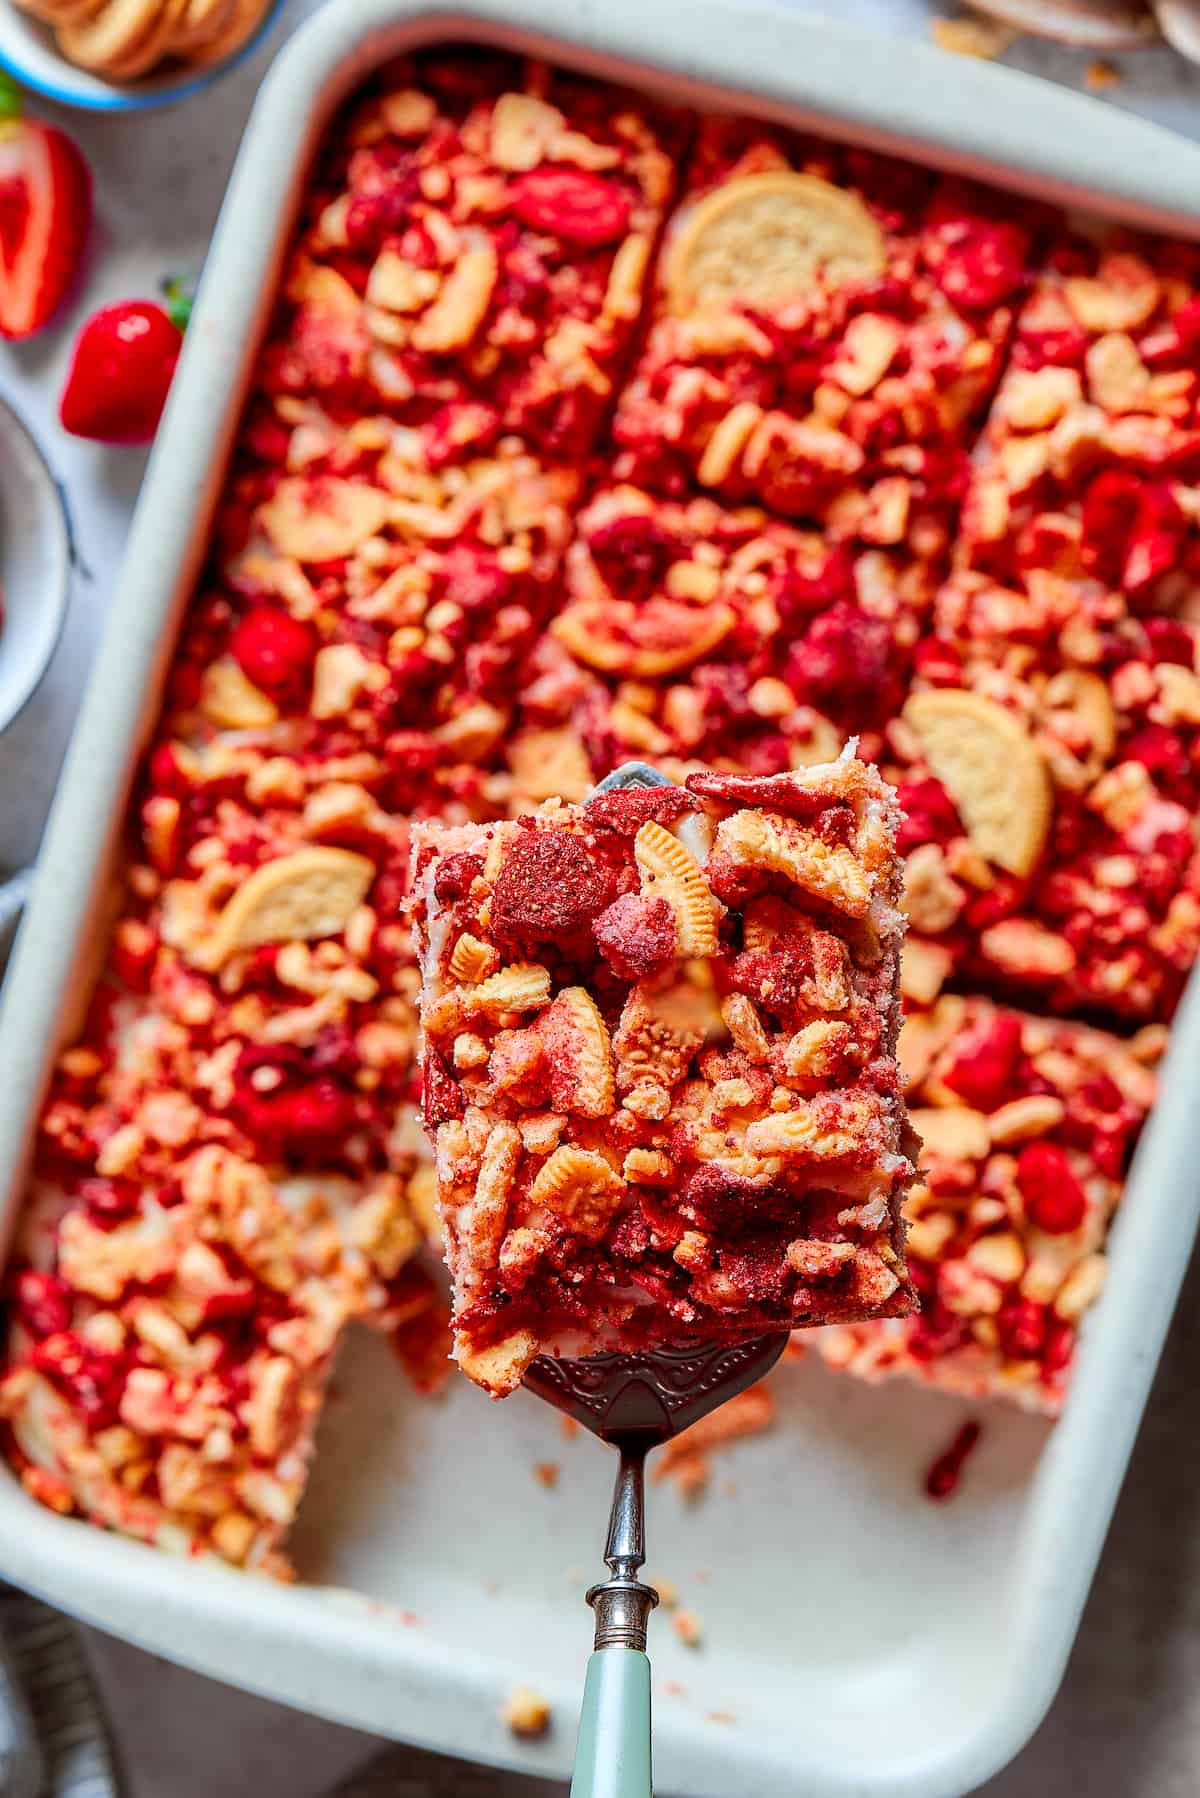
523;1335;789;1444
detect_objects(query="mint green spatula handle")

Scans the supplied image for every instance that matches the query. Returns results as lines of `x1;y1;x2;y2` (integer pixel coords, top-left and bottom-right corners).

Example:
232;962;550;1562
569;1442;658;1798
570;1646;652;1798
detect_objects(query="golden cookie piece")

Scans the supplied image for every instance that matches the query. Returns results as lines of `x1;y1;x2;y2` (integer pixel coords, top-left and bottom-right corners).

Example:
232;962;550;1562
540;987;615;1117
613;977;717;1095
903;689;1052;878
259;477;390;564
633;821;720;956
199;846;375;969
169;0;236;53
668;172;886;316
58;0;165;70
448;932;497;985
103;0;188;78
179;0;266;63
18;0;108;26
551;597;736;678
456;1328;539;1397
715;811;872;918
529;1145;623;1240
470;963;553;1019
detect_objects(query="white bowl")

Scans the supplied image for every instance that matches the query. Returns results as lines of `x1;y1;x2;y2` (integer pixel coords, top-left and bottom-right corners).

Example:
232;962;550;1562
0;0;286;112
0;393;70;736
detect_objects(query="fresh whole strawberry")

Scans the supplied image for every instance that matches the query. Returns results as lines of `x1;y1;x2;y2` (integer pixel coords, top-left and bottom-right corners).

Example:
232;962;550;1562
60;300;183;443
0;76;91;340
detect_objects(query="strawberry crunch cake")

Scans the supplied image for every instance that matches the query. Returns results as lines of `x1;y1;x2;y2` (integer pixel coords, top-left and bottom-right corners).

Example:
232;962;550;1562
0;44;1187;1570
411;758;914;1395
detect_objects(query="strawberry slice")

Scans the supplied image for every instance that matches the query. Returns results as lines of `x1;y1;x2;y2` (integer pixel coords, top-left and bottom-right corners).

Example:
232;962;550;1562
0;77;91;341
60;300;183;444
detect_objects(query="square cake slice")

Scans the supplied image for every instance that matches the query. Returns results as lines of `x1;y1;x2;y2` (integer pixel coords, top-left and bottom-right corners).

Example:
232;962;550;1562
411;751;916;1395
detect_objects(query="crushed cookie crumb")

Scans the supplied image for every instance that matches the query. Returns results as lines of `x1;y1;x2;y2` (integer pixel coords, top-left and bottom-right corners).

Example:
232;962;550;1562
930;15;1017;58
673;1608;703;1649
649;1574;679;1610
533;1460;559;1488
502;1685;552;1738
1086;58;1121;89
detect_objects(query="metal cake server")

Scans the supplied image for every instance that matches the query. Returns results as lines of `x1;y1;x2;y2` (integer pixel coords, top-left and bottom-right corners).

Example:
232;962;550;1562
522;761;789;1798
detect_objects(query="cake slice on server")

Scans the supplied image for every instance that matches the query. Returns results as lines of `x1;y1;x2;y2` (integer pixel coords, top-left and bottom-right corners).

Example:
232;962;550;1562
410;751;917;1395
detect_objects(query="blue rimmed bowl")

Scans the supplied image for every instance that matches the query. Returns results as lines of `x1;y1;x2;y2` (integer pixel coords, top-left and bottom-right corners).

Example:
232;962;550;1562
0;0;287;111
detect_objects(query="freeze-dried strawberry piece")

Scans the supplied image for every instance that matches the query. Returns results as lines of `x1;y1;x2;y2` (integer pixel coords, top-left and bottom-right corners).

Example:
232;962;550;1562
785;605;907;727
109;920;157;992
585;787;701;835
440;543;511;613
1122;724;1193;798
1143;617;1195;667
230;605;316;698
1080;471;1184;591
688;768;841;821
729;940;812;1013
587;512;676;599
939;1011;1023;1112
932;216;1029;311
424;1047;465;1125
230;1047;360;1155
1011;324;1089;370
490;827;612;947
509;167;633;245
592;894;677;981
424;400;501;468
343;145;421;252
996;1297;1049;1361
910;638;964;688
906;1297;971;1363
32;1334;126;1430
1016;1142;1088;1235
895;775;961;856
432;853;484;904
13;1271;72;1339
774;545;857;627
1086;474;1151;571
381;732;442;811
79;1177;142;1227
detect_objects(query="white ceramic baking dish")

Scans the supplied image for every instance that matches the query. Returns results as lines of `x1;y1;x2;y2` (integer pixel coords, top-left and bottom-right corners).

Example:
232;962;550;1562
5;5;1200;1793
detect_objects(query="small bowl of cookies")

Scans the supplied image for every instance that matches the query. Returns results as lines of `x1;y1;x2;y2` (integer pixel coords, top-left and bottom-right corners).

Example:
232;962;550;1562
0;0;286;110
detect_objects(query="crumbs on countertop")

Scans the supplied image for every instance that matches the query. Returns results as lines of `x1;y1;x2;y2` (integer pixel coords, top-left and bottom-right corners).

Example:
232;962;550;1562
649;1574;679;1610
930;14;1017;57
925;1420;984;1502
502;1685;552;1739
1086;58;1122;89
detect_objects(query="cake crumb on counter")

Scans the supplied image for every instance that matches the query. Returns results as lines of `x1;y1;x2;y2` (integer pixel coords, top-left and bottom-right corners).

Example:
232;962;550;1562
925;1420;983;1502
649;1574;679;1610
1086;58;1121;89
502;1686;551;1739
930;15;1016;58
